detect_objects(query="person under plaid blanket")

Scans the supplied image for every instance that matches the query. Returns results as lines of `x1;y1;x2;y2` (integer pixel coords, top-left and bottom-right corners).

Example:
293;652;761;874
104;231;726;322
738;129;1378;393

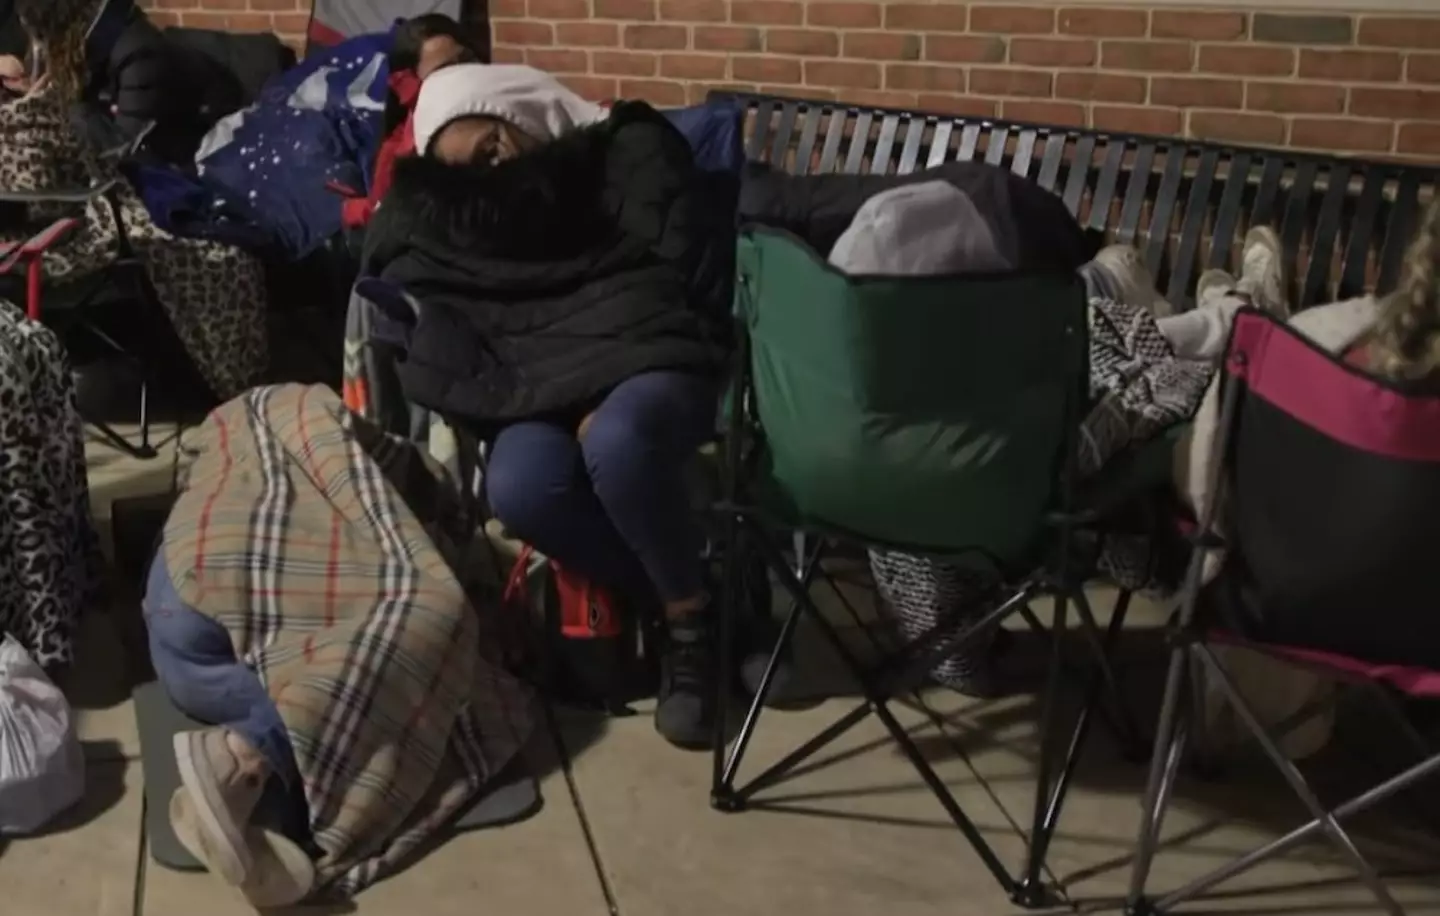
144;384;535;905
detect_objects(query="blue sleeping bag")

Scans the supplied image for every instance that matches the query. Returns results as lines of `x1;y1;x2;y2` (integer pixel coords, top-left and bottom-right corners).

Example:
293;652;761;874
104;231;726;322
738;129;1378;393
191;31;393;260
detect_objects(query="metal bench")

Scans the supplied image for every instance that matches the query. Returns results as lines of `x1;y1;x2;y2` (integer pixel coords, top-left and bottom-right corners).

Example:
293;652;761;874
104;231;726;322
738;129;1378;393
711;90;1438;310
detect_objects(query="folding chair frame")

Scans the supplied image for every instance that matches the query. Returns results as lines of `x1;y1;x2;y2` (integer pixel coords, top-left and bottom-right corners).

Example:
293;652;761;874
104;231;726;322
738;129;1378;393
1125;353;1440;916
709;312;1145;908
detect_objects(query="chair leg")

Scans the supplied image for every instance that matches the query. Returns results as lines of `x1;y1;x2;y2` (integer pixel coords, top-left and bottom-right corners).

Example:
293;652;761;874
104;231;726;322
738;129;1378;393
1014;585;1073;907
1124;641;1194;915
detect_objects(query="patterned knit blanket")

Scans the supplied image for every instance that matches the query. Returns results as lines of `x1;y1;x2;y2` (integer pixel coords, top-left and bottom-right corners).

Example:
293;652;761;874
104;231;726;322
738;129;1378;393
161;384;534;894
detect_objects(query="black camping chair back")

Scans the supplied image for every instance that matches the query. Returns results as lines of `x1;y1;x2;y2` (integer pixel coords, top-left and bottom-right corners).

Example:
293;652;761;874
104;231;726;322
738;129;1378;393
1128;308;1440;916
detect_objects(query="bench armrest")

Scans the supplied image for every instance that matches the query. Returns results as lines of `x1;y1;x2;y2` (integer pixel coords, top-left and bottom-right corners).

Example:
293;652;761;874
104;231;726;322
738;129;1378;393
98;120;158;163
0;178;119;205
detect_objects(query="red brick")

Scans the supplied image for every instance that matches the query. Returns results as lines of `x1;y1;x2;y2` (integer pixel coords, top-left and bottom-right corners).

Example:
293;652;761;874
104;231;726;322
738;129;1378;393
1291;118;1395;154
1093;104;1182;136
810;1;881;28
620;79;688;105
1003;100;1087;126
1055;72;1146;104
1351;87;1440;120
969;67;1053;98
624;24;687;49
1198;45;1295;78
883;3;966;32
595;0;656;19
970;5;1055;34
1058;7;1147;38
842;32;921;61
556;22;620;45
1398;122;1440;155
925;35;1007;64
1010;38;1096;68
491;0;527;16
1246;81;1345;115
527;48;589;72
659;53;728;79
492;45;527;63
845;89;922;109
733;55;803;83
1357;17;1440;49
694;25;762;51
805;60;882;89
917;94;998;117
529;0;589;19
1409;54;1440;85
1150;76;1243;109
593;50;658;75
561;75;619;99
493;20;554;45
1298;50;1403;83
1151;10;1246;41
1101;40;1193;73
659;0;725;21
730;0;803;25
885;63;966;94
766;29;839;56
1188;110;1286;146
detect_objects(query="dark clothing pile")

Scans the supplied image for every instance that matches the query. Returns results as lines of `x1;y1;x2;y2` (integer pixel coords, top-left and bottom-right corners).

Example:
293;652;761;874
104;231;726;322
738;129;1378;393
737;159;1099;272
363;101;730;429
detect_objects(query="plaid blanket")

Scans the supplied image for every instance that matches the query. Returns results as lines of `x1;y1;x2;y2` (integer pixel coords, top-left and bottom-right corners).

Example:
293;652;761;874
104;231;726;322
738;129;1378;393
161;384;535;895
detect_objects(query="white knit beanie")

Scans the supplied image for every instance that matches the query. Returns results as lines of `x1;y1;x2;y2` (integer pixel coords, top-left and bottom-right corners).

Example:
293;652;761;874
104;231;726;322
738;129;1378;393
412;63;609;156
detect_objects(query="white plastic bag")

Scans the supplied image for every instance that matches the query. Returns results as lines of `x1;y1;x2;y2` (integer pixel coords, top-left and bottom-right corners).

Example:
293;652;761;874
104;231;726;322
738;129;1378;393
0;635;85;834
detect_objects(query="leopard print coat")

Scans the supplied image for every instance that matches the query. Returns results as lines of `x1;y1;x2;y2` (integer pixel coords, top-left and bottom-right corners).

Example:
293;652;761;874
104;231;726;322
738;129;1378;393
0;87;268;398
0;298;103;669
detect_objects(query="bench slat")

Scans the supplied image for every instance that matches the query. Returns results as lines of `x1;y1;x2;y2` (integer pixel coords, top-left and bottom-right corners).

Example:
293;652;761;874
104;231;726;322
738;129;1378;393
1379;171;1422;295
1089;142;1128;232
819;109;847;173
1036;133;1066;192
843;111;873;174
1170;149;1221;305
1209;152;1253;271
1117;142;1157;245
985;126;1010;167
769;104;800;170
1062;135;1097;216
926;121;953;169
1304;162;1352;308
1249;157;1287;232
1145;146;1187;277
794;106;823;176
1011;129;1038;179
957;124;982;162
1279;160;1319;306
898;117;925;174
747;99;775;162
872;115;901;175
1341;166;1388;300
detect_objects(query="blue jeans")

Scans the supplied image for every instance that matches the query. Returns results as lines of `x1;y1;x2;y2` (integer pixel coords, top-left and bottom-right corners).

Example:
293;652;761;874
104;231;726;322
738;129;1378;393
143;554;307;835
486;370;717;604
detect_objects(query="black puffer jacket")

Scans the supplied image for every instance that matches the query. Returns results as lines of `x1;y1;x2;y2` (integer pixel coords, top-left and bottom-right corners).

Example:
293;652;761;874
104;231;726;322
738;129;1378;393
364;101;730;428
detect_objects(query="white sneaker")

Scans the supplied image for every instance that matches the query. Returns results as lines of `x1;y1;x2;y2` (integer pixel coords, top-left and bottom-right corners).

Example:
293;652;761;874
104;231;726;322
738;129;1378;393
1091;245;1174;317
171;789;317;908
1235;226;1289;318
1196;268;1238;311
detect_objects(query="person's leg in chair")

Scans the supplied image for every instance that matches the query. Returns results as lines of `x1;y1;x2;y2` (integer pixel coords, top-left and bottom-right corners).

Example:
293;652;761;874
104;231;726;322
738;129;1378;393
580;370;719;750
143;554;311;901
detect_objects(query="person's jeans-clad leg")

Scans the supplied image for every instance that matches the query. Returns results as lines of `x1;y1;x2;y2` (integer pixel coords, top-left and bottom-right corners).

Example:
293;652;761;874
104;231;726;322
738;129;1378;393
486;370;719;748
143;554;309;868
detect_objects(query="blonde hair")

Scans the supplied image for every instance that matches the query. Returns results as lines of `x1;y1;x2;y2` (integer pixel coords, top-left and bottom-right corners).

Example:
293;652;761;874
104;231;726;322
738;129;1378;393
1368;199;1440;383
16;0;95;104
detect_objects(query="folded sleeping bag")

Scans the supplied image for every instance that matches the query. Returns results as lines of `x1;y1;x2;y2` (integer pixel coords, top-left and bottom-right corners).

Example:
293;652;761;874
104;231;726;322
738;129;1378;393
192;30;393;260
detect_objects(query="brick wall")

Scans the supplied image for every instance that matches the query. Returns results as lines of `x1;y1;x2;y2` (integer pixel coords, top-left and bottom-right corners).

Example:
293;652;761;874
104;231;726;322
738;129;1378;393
141;0;312;50
148;1;1440;159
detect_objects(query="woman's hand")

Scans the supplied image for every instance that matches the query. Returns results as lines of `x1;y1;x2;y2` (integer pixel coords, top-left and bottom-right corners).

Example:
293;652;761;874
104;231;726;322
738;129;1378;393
0;55;29;94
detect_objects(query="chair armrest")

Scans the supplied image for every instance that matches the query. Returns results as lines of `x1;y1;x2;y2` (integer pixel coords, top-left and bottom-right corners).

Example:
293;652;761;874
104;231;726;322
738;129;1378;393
0;178;119;205
0;218;84;275
98;121;157;162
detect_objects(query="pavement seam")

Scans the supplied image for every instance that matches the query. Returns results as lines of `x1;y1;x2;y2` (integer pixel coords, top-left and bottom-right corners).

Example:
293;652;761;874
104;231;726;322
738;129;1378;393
545;702;624;916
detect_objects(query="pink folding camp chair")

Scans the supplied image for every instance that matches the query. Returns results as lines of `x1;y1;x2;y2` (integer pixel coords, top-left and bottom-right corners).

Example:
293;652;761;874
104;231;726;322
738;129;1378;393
1126;309;1440;915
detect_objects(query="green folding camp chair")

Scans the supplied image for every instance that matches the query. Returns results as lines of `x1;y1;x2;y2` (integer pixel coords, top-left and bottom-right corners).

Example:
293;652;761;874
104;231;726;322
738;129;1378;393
709;225;1146;906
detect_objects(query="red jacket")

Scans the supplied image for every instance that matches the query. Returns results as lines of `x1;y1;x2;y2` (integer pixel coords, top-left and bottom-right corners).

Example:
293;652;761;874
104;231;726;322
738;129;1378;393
341;69;420;230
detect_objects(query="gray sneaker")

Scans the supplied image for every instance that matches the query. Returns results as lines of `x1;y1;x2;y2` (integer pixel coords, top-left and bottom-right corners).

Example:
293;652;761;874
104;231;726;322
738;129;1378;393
1091;245;1174;317
173;728;266;885
1196;268;1239;311
1235;226;1289;318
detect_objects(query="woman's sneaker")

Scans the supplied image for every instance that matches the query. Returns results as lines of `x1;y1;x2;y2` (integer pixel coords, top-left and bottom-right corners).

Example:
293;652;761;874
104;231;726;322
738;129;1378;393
172;728;267;885
1196;268;1238;311
655;610;716;750
1090;245;1174;317
170;790;316;908
1236;226;1290;318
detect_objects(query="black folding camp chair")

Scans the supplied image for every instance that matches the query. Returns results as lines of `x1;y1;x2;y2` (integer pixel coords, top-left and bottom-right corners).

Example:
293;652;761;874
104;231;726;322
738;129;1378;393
710;226;1161;906
1127;309;1440;915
